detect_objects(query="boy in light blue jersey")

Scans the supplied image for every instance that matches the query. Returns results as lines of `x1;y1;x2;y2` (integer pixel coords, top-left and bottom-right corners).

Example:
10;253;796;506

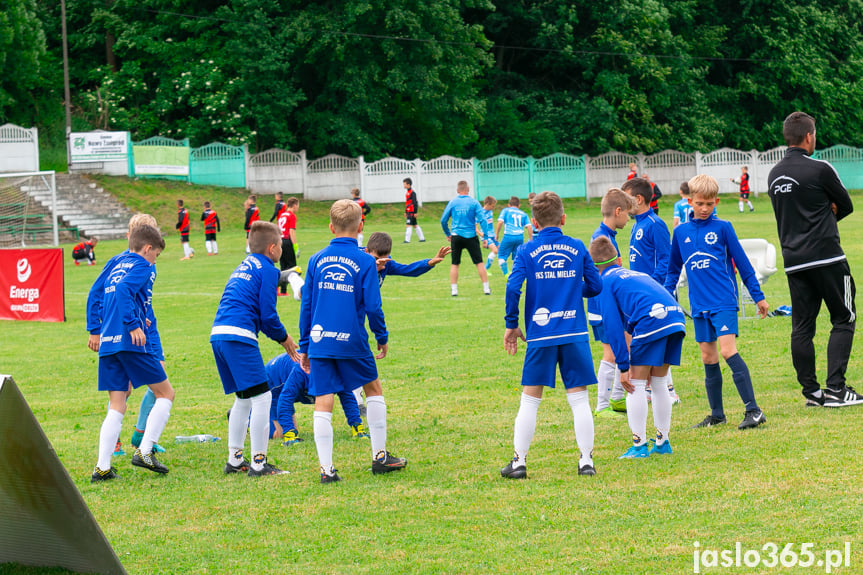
672;181;692;229
501;191;601;479
479;196;499;272
495;196;533;276
440;180;490;296
211;221;300;477
588;189;634;417
299;199;406;483
664;175;768;430
89;225;174;482
590;236;686;459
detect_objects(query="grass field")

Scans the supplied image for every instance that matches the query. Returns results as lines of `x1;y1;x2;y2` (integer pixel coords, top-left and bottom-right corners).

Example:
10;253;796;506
2;183;862;574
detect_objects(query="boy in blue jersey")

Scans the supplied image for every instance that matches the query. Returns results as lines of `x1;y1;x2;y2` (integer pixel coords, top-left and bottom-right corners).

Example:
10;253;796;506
90;225;174;482
440;180;491;296
501;191;602;479
495;196;533;277
366;231;450;287
672;181;691;229
664;175;768;430
86;214;166;458
265;353;367;445
479;196;499;272
589;236;686;458
589;189;635;417
211;221;300;477
299;199;406;483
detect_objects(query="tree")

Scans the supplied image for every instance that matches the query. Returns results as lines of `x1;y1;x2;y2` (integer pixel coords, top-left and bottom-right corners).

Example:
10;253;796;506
0;0;49;125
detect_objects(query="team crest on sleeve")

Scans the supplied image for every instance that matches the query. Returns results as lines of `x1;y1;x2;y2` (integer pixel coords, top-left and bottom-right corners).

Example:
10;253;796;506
705;232;718;245
635;229;644;240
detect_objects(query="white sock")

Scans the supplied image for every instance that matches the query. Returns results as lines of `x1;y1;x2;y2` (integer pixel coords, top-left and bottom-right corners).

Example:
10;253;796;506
366;395;387;461
97;409;124;471
357;232;364;246
625;380;649;446
610;368;626;401
228;397;252;465
249;391;272;470
352;387;364;408
139;398;172;454
747;201;754;210
287;271;304;300
405;227;412;242
451;283;458;296
313;411;335;475
596;360;615;411
416;226;425;241
739;201;744;212
482;281;490;294
205;240;212;254
566;390;594;466
212;241;218;254
512;393;541;468
650;375;672;445
183;243;192;257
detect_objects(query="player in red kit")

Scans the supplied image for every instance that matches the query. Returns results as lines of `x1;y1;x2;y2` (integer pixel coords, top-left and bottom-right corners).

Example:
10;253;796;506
403;178;425;243
201;201;221;255
176;199;194;260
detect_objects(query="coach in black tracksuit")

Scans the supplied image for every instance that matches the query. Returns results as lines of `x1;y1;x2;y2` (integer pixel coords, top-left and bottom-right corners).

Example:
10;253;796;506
768;111;860;407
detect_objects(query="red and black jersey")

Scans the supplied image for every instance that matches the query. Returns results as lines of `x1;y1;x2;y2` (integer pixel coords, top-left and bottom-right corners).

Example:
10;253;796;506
270;200;286;222
353;197;371;220
201;208;221;232
627;169;638;180
244;204;260;231
277;210;296;239
739;173;750;194
73;240;94;256
649;182;662;211
405;189;418;214
176;207;190;234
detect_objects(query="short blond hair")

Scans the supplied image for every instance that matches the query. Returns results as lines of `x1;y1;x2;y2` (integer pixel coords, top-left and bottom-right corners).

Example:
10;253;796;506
457;180;470;194
128;213;158;234
330;199;361;232
601;188;635;217
248;221;280;254
531;191;563;228
589;236;617;268
688;174;719;200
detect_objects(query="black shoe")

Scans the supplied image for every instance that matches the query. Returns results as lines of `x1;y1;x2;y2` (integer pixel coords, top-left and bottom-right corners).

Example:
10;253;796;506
321;471;342;484
91;466;119;483
738;409;766;430
224;460;250;474
131;449;169;474
824;386;863;407
691;414;727;428
500;460;527;479
578;463;596;476
371;451;407;474
803;390;824;407
248;462;289;477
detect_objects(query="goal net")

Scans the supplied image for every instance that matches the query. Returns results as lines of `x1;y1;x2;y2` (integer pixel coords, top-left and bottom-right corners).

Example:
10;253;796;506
0;171;58;248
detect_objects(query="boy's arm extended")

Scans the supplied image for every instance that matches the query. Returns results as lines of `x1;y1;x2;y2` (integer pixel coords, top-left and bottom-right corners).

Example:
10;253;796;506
663;233;684;295
725;223;768;318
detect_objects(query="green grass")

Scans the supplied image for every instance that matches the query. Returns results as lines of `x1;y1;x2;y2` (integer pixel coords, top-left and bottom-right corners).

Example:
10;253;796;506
2;184;862;574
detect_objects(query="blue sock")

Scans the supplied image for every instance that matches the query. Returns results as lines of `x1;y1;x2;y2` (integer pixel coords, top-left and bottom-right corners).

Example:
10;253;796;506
704;363;724;418
136;389;156;431
726;353;759;411
485;255;494;269
500;261;508;276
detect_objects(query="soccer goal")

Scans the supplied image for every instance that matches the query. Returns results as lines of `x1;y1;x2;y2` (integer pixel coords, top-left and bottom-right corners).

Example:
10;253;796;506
0;171;58;248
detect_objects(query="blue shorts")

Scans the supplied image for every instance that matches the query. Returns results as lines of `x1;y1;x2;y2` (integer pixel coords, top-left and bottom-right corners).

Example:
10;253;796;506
591;323;608;344
693;310;739;343
629;332;685;368
98;352;167;392
309;355;378;396
211;340;268;395
485;238;499;249
521;342;597;389
499;236;524;263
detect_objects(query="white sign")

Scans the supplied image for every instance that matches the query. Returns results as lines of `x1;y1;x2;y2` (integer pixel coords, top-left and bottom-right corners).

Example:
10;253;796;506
70;132;129;162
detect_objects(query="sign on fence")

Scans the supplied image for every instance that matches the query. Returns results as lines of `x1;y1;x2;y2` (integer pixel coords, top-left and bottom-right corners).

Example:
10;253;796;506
70;132;129;162
132;145;190;176
0;248;65;322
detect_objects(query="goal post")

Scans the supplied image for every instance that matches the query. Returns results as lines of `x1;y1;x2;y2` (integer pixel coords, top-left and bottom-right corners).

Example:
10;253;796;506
0;171;58;248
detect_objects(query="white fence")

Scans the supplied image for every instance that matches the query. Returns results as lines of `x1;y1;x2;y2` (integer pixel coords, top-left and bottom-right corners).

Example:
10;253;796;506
0;125;39;173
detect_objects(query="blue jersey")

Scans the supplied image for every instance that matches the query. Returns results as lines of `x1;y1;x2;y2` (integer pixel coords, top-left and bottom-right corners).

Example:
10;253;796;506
505;227;602;348
97;252;155;356
498;207;531;237
210;253;287;345
299;237;388;358
480;208;496;242
266;353;310;396
378;258;433;286
629;210;671;284
673;198;691;225
599;265;686;371
87;249;162;359
587;222;620;325
664;216;765;316
440;194;487;239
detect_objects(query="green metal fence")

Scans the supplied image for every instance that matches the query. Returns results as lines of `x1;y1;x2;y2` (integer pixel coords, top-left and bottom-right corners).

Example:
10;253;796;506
812;145;863;190
533;153;587;198
473;153;587;200
190;142;246;188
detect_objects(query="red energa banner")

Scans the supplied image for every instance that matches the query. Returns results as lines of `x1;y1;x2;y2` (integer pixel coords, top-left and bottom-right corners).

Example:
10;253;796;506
0;249;65;322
